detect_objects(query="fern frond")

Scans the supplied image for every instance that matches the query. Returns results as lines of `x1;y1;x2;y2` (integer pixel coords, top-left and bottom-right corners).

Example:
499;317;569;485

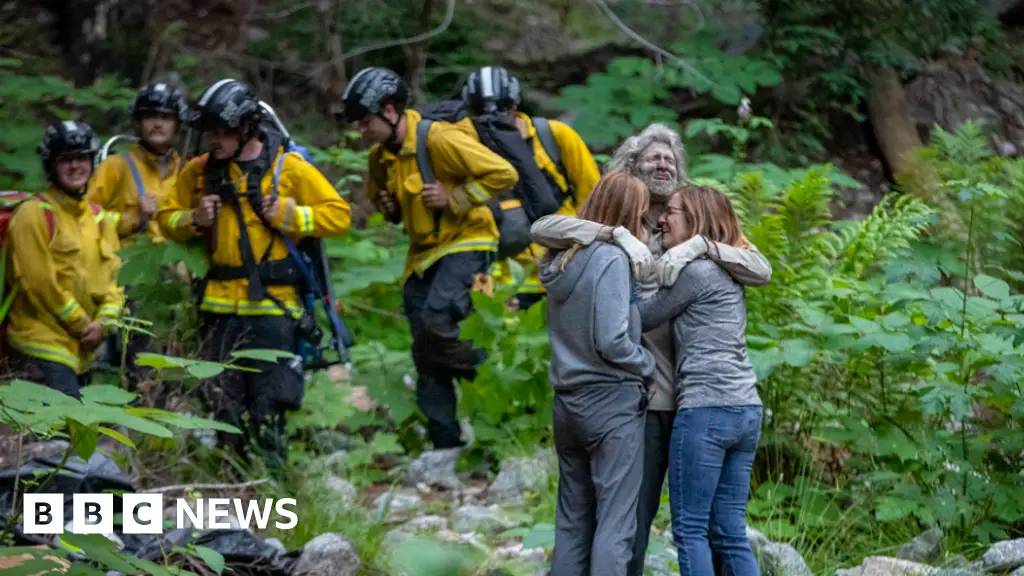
930;121;991;165
834;194;936;279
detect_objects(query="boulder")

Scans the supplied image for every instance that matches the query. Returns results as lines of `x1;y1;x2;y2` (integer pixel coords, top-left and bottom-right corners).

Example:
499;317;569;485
293;533;360;576
451;504;519;534
898;528;943;563
982;539;1024;573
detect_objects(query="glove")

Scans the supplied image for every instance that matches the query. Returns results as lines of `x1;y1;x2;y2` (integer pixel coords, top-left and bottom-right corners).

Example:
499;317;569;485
449;184;475;215
611;227;656;285
657;235;709;286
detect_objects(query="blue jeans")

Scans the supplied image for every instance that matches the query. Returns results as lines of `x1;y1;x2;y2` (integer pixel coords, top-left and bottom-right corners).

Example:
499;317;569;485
668;405;763;576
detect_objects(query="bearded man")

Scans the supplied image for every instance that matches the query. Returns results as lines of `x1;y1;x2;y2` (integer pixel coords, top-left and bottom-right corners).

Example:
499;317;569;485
529;122;771;575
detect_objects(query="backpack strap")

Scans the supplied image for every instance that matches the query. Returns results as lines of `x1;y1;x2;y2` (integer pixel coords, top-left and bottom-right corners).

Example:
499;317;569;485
533;118;560;167
415;120;436;184
415;120;442;237
533;117;574;203
121;152;149;232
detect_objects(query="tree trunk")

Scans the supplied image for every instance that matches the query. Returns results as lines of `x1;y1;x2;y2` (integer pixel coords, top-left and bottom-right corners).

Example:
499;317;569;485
317;0;347;118
45;0;114;86
404;0;436;104
866;66;923;176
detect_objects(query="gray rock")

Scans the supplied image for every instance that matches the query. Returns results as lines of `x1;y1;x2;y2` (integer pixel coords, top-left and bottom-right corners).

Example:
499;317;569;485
323;450;349;472
381;515;449;551
24;439;71;460
293;533;360;576
861;556;937;575
945;555;971;569
324;476;359;507
490;542;547;564
374;490;422;518
404;448;462;490
313;430;355;453
1009;567;1024;576
451;504;519;533
834;568;864;576
264;538;287;556
982;539;1024;572
761;542;813;576
488;448;555;505
644;547;678;576
933;569;982;576
899;528;943;563
746;525;770;557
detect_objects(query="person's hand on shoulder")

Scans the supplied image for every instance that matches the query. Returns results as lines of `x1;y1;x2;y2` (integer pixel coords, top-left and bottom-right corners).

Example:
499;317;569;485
656;235;709;286
611;226;655;282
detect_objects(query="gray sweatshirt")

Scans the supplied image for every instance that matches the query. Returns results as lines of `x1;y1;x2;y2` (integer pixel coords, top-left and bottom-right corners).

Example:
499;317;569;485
539;242;656;390
636;259;761;410
529;214;771;410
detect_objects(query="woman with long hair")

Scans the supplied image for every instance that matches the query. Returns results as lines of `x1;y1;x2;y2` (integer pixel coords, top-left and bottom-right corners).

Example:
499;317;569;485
639;185;762;575
540;170;657;574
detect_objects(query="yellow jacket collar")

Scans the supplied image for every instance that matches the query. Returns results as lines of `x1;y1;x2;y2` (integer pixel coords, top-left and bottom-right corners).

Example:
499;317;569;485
46;186;89;216
377;109;422;162
131;142;180;173
516;111;536;140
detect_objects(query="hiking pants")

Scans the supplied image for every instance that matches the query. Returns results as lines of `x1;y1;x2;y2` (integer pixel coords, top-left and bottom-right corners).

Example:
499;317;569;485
403;251;490;449
551;383;647;575
198;313;303;469
628;408;676;576
6;348;85;400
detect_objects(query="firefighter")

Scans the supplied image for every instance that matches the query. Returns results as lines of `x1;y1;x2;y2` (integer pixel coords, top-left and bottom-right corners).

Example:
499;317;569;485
460;66;600;311
90;82;187;244
156;79;352;467
5;121;125;399
88;82;189;392
340;67;518;451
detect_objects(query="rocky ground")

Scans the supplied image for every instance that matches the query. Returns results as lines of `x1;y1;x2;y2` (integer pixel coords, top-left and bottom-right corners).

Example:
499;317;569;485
3;435;1024;575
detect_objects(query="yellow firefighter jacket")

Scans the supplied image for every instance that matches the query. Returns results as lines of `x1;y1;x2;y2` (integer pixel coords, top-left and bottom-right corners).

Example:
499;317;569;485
156;143;352;317
88;143;181;244
5;189;125;373
367;109;519;281
454;112;600;294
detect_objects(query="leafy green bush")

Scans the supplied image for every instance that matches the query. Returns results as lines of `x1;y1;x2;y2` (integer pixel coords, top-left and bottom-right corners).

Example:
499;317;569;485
0;58;134;190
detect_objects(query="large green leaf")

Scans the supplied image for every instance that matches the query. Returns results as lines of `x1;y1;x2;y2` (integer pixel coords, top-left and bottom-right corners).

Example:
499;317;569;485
81;385;137;406
973;274;1011;301
68;420;98;461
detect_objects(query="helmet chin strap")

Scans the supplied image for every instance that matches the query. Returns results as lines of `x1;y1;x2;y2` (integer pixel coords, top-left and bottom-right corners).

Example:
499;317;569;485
381;112;403;153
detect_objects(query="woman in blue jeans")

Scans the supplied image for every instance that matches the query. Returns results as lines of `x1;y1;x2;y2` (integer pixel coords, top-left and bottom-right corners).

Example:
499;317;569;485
637;185;763;575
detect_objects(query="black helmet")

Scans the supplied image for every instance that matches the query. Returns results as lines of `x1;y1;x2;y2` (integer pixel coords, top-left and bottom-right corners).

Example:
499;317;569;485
462;66;521;116
185;78;264;133
37;120;100;176
339;67;409;124
130;82;188;121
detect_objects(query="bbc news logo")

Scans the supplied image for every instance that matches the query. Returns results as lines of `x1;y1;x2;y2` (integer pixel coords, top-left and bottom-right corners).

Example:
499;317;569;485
23;494;299;534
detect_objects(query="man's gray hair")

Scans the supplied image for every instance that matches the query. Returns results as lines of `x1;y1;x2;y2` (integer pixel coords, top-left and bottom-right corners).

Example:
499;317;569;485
604;122;687;179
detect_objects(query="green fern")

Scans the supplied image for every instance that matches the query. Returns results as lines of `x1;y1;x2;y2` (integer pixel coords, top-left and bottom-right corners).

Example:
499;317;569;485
832;194;937;279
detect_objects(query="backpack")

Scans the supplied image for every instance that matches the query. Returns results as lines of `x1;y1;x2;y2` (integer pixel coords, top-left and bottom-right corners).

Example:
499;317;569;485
416;100;564;260
0;191;105;359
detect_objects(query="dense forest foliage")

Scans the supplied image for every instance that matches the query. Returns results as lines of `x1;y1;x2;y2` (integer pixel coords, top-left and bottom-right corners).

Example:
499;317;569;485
2;1;1024;574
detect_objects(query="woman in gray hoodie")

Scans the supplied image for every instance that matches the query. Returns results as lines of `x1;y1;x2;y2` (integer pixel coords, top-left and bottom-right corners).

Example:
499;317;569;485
540;170;657;575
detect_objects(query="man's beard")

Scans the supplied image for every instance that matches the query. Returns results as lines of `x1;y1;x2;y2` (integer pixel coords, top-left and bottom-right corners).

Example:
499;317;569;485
642;173;676;200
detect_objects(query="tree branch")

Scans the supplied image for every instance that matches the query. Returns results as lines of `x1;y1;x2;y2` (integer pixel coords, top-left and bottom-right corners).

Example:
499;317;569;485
339;0;455;61
587;0;711;86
